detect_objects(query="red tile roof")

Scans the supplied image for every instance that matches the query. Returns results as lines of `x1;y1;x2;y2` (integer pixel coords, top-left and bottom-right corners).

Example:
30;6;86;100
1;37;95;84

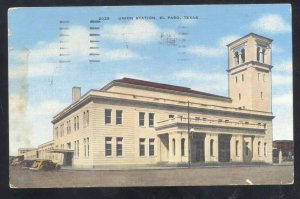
114;78;230;100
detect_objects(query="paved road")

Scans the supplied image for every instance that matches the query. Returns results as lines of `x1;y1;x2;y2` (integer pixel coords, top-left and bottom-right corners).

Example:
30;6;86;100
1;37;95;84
9;165;293;188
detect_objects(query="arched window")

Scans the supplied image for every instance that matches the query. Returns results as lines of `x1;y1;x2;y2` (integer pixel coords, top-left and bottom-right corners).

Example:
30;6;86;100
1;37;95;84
242;74;244;81
245;142;249;156
257;47;260;61
181;138;185;156
234;51;239;65
235;140;239;156
235;76;238;83
173;138;176;156
262;49;266;63
264;143;267;156
210;139;214;156
239;93;241;101
241;48;245;63
258;141;261;156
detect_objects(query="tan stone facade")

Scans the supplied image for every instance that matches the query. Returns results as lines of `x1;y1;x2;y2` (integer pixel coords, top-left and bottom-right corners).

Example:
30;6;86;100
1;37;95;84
21;33;274;168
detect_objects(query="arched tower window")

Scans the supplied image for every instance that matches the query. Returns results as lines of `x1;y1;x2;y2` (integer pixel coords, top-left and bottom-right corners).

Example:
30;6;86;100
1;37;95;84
235;140;239;156
241;48;245;63
262;49;266;63
234;51;239;65
172;138;176;156
239;93;241;101
264;143;267;156
210;139;214;156
257;47;260;61
258;141;261;156
181;138;185;156
235;76;238;83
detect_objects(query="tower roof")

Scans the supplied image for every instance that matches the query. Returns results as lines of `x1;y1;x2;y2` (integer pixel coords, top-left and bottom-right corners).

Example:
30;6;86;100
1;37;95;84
226;33;273;47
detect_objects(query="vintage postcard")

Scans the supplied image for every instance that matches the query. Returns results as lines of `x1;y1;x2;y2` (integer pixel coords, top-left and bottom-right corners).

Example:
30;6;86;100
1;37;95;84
8;5;293;188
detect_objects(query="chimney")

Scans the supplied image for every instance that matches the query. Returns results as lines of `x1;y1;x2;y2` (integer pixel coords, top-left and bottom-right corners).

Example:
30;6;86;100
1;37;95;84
72;87;81;103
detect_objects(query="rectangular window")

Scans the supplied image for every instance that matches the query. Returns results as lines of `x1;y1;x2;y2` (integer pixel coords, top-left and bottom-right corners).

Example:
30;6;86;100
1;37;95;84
105;137;112;156
105;109;112;124
139;138;145;156
77;140;79;157
169;114;175;119
74;117;76;131
116;137;123;156
87;137;89;157
86;110;89;126
84;138;86;157
149;138;155;156
149;113;154;127
139;112;145;126
116;110;123;125
83;112;86;127
77;116;79;130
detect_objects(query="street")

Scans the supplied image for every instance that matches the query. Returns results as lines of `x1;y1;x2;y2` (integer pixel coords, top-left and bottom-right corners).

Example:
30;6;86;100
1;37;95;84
9;165;293;188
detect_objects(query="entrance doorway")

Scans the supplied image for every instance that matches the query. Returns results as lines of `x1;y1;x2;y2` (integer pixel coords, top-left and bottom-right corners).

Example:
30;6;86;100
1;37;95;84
63;152;73;166
218;134;231;162
192;133;205;162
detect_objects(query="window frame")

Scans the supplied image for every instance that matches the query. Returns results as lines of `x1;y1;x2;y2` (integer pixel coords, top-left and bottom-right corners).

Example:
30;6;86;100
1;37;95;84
105;137;112;157
116;110;123;125
149;113;154;127
105;109;112;124
139;138;145;156
139;112;145;126
116;137;123;156
149;138;155;156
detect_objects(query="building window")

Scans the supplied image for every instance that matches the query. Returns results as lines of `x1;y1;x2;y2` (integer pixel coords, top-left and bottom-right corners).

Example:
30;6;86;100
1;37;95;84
210;139;214;156
105;109;112;124
241;48;245;63
262;49;266;63
67;142;71;149
169;114;175;119
74;117;76;131
239;93;241;101
172;138;176;156
234;51;239;65
149;113;154;127
83;112;86;127
149;138;155;156
242;74;244;81
105;137;112;156
264;142;267;156
139;112;145;126
181;138;185;156
236;140;239;156
87;137;89;157
116;137;123;156
116;110;123;125
86;110;89;126
139;138;145;156
258;141;261;156
76;116;79;130
235;76;238;83
257;47;260;61
84;138;86;157
245;142;249;156
55;127;58;138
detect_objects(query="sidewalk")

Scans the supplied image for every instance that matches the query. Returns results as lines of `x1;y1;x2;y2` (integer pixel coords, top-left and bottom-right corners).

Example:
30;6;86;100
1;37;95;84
61;161;282;171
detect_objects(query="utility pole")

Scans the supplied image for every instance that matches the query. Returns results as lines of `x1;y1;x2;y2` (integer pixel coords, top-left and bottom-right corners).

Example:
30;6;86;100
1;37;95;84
188;101;191;168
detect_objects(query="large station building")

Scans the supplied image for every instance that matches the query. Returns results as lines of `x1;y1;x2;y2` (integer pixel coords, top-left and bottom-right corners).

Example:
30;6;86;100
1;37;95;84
21;33;275;168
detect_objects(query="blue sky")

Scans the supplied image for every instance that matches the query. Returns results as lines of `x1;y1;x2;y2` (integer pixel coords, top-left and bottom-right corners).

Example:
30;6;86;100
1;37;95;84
8;5;292;155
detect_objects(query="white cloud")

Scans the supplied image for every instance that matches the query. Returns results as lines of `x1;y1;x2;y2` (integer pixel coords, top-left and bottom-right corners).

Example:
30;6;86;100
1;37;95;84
101;20;181;44
273;92;293;105
273;59;292;73
185;34;240;57
173;70;227;94
9;25;140;79
250;14;291;34
9;96;67;155
272;74;292;86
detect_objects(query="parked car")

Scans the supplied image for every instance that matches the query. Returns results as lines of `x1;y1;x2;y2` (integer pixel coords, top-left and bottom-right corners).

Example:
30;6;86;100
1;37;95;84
30;160;61;171
21;160;36;169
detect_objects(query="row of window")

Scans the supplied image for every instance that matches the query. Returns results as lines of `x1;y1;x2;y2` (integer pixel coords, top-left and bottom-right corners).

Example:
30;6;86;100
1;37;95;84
238;91;264;101
235;73;266;84
105;137;155;157
73;138;91;158
104;109;155;127
244;141;267;157
105;137;123;156
55;110;89;138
